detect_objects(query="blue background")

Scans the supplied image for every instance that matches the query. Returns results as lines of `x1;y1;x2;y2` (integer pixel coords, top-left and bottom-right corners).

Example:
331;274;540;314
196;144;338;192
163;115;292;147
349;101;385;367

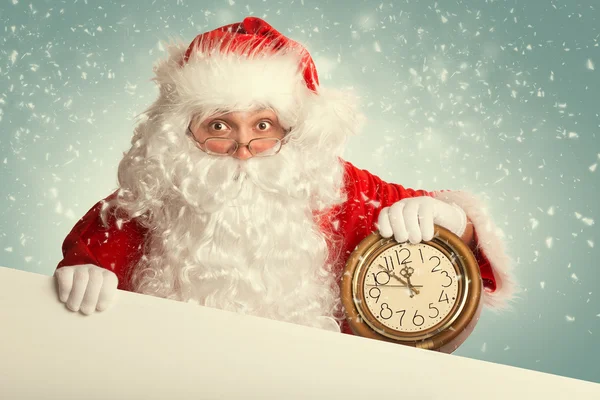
1;0;598;384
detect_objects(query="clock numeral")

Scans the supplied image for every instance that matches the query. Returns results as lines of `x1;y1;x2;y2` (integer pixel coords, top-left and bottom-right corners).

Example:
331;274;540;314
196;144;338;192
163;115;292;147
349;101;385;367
439;290;450;304
395;248;411;266
379;303;393;320
430;256;441;273
418;248;425;263
383;256;394;272
441;271;453;288
368;287;381;303
412;310;425;327
396;309;406;326
428;303;440;318
372;271;390;286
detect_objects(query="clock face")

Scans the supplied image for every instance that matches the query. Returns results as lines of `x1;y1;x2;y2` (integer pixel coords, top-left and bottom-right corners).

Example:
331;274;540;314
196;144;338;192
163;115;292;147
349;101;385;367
358;243;462;335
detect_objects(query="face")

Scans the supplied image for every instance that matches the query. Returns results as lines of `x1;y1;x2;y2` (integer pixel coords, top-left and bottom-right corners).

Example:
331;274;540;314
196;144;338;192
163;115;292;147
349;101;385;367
361;243;461;334
189;109;287;160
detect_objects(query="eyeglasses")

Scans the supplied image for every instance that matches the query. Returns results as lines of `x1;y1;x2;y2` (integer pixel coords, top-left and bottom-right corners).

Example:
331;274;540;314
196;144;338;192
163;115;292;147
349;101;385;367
187;126;286;157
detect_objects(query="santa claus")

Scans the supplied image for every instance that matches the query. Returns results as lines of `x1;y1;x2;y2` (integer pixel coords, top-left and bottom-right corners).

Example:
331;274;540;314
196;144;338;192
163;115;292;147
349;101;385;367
54;17;516;335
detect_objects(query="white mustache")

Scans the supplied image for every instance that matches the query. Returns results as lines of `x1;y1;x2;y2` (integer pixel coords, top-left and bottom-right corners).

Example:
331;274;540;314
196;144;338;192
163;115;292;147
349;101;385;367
241;161;289;195
179;146;306;213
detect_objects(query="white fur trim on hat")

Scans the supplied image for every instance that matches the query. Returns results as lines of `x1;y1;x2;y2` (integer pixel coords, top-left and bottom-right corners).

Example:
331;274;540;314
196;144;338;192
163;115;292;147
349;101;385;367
152;43;315;129
432;190;518;310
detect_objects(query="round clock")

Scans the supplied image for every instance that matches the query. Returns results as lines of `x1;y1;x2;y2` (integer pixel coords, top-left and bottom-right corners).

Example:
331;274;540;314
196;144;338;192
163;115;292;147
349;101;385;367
340;224;482;353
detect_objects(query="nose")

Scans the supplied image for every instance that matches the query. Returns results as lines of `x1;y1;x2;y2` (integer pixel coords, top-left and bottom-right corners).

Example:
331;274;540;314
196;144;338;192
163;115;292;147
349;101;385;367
232;145;253;160
230;126;255;160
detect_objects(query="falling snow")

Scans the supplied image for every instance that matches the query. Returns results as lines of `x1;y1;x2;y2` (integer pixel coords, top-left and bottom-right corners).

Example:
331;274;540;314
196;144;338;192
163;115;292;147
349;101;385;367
530;218;539;230
574;213;594;226
0;0;598;384
9;50;18;64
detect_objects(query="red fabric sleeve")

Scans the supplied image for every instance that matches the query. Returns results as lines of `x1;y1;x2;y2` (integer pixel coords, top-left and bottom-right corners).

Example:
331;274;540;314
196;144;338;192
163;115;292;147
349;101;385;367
56;192;147;292
472;228;496;292
336;160;432;249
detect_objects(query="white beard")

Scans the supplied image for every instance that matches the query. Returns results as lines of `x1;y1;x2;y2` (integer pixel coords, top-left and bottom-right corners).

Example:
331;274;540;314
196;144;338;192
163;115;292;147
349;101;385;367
113;131;347;333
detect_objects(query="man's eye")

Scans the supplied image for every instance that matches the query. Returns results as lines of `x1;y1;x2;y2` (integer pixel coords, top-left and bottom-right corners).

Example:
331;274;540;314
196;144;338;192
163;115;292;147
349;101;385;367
210;122;226;131
257;121;271;130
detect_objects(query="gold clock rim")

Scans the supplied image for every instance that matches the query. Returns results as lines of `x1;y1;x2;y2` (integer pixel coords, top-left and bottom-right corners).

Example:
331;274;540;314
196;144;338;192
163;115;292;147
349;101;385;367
340;224;482;350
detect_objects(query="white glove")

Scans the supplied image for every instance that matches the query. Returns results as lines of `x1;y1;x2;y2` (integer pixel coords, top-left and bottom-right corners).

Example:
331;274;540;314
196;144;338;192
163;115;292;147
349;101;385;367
377;196;467;244
54;264;118;315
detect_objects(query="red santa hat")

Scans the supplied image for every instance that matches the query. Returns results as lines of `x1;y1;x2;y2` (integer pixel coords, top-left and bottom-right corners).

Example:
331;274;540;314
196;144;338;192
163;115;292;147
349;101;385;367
152;16;360;134
181;17;320;92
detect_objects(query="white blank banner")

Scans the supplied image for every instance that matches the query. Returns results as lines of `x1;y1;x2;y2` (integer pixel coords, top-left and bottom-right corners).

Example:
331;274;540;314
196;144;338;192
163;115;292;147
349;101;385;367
0;266;599;399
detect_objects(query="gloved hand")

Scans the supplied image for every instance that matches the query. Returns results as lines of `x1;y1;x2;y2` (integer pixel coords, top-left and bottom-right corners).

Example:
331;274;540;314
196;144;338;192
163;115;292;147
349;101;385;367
54;264;118;315
377;196;467;244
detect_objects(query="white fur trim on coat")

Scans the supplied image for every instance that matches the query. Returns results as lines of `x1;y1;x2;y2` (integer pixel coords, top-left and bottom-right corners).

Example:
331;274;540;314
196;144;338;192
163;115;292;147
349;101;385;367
432;190;518;310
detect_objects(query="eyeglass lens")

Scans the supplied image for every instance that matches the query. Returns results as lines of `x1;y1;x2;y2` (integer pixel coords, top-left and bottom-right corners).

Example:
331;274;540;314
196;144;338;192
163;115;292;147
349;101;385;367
204;138;281;156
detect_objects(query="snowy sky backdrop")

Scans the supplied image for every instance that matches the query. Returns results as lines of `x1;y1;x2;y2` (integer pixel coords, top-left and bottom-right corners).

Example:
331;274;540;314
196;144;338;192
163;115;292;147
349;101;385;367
1;0;598;384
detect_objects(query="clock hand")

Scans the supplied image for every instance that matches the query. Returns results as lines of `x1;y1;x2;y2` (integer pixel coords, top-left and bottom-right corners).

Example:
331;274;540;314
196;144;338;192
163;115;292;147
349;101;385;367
377;264;420;295
398;265;420;296
405;276;420;296
377;265;408;285
390;271;420;295
365;284;423;288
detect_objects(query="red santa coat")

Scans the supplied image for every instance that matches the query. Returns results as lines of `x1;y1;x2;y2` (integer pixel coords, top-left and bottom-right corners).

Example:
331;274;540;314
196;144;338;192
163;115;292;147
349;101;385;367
56;160;515;334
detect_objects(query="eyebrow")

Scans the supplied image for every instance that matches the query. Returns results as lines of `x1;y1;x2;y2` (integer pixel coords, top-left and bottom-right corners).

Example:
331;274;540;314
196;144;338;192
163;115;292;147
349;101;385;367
212;111;277;122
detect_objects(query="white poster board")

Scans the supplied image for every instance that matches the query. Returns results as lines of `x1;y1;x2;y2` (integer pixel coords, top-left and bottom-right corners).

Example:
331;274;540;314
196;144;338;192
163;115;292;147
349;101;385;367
0;266;598;400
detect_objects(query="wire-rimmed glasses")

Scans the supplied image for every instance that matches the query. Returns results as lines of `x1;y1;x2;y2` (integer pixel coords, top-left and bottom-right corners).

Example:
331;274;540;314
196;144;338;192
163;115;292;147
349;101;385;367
186;126;286;157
